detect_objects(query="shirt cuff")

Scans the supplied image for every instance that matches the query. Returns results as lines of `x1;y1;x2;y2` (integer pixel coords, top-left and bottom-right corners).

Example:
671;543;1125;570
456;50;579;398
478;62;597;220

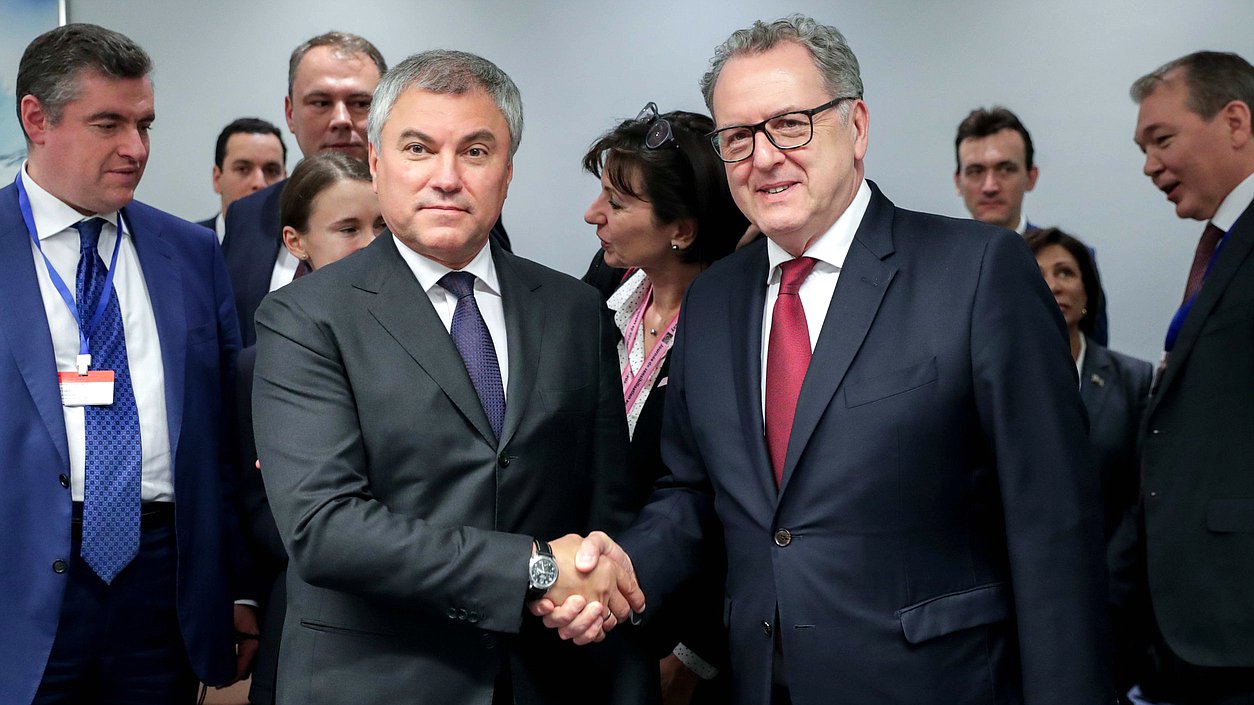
672;642;718;680
234;599;260;609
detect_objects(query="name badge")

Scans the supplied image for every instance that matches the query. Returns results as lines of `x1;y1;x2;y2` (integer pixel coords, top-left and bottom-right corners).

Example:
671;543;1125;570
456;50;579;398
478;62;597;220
58;370;116;407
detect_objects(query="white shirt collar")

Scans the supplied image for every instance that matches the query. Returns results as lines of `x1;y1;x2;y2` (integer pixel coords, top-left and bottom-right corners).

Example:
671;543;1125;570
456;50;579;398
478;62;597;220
1211;170;1254;233
1075;332;1088;389
391;234;501;297
765;178;871;282
1015;212;1029;236
21;162;120;240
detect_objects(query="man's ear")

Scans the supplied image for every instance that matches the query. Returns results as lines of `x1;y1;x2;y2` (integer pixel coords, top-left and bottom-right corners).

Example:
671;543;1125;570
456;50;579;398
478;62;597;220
20;95;51;146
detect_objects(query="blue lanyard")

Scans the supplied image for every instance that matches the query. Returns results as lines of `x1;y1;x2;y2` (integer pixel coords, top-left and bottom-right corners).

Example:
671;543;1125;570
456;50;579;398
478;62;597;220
15;171;125;371
1164;229;1230;353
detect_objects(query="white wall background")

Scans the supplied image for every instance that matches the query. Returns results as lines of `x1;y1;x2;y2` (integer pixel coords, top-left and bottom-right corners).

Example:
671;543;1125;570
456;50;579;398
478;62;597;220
64;0;1254;362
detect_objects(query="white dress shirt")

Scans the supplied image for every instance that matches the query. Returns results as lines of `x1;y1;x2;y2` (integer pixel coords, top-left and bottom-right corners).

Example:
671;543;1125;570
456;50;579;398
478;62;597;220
267;244;301;293
761;178;871;419
212;211;226;245
392;235;509;397
1212;170;1254;233
23;164;173;502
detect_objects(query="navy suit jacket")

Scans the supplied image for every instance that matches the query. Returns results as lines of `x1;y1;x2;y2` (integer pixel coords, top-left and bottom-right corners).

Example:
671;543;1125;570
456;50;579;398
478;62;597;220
621;183;1113;705
0;183;245;702
1140;198;1254;667
224;179;514;347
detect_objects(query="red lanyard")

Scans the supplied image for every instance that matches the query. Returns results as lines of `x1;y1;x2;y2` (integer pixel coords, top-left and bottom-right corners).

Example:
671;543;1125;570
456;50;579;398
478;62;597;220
621;282;679;411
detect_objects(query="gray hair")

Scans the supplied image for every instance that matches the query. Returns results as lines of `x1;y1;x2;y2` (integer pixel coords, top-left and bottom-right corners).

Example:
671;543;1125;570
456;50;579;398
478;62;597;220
367;50;523;158
1130;51;1254;129
16;24;152;140
699;14;863;120
288;31;387;98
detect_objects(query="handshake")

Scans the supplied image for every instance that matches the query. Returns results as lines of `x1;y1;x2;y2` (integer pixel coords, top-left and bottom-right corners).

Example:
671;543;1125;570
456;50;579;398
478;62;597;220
527;532;644;645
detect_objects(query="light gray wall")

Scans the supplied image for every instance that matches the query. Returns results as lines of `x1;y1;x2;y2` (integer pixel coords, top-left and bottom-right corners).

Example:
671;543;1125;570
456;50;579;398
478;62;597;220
67;0;1253;362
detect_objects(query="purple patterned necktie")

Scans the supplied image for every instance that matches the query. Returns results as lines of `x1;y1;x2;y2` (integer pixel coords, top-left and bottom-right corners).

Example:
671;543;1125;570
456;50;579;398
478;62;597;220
438;271;506;440
76;217;142;584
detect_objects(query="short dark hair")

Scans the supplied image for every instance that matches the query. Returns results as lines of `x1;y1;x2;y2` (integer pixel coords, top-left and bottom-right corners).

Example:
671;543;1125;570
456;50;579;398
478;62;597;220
280;152;372;234
954;106;1035;172
1024;228;1103;337
1130;51;1254;131
288;32;386;97
16;23;152;140
214;117;287;169
582;109;749;266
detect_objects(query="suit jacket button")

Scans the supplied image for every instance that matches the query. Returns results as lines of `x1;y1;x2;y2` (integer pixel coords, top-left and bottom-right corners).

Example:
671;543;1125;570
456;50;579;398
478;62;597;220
468;610;481;623
59;474;70;488
773;529;792;547
761;621;773;637
498;453;511;468
52;559;68;573
447;607;459;620
458;608;469;621
482;633;495;649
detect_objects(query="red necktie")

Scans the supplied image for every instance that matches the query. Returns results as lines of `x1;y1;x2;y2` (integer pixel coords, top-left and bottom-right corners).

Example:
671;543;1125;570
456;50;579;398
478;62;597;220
1181;223;1224;304
765;256;818;487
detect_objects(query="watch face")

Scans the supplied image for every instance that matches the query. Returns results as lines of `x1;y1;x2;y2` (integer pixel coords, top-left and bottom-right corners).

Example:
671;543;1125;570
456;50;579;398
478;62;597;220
530;556;558;590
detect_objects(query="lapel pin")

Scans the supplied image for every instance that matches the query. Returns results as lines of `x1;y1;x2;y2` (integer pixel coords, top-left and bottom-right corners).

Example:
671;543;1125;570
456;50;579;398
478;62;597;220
1089;373;1105;388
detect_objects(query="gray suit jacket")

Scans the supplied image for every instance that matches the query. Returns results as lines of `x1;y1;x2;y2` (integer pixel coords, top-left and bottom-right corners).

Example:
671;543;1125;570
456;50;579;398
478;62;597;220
252;234;639;705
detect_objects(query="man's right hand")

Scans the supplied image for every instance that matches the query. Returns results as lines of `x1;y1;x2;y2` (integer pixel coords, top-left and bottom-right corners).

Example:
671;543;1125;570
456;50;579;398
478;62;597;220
528;532;645;645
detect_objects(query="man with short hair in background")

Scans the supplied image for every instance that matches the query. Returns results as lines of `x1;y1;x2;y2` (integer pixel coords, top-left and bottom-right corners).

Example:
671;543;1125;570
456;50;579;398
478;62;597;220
196;117;287;243
1131;50;1254;705
0;23;252;704
222;31;387;346
954;106;1110;344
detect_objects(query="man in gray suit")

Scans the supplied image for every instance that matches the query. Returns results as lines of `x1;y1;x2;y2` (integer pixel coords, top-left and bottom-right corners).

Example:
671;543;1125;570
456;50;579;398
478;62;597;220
252;50;644;705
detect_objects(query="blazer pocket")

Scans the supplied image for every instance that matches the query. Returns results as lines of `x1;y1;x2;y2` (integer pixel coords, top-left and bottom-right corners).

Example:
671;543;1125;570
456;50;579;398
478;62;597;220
1207;498;1254;533
896;582;1010;644
299;618;402;637
538;384;592;414
844;356;938;409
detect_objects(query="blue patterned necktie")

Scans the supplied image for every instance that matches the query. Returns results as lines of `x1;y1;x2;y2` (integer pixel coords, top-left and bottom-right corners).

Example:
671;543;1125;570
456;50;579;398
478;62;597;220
76;217;142;584
438;271;506;440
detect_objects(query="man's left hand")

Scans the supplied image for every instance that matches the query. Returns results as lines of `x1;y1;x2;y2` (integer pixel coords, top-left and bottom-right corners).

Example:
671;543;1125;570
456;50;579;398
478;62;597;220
229;603;260;685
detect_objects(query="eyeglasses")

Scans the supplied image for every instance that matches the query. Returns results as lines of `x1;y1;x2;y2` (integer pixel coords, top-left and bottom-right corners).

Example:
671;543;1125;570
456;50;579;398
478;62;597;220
707;95;859;163
637;102;676;150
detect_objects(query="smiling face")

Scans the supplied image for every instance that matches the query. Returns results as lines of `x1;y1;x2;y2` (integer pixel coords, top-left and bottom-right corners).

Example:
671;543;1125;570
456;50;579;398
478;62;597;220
286;46;380;162
21;70;154;215
1035;243;1087;333
1135;71;1253;221
283;178;383;270
955;128;1038;230
711;41;868;256
369;86;513;269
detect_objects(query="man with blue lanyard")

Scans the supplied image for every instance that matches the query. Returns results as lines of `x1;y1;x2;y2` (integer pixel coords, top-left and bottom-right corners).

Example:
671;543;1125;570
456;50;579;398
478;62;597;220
0;24;253;704
1131;51;1254;705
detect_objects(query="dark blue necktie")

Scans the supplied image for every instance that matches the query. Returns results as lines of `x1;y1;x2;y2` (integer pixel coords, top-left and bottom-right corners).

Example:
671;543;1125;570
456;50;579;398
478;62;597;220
438;271;506;440
76;217;142;584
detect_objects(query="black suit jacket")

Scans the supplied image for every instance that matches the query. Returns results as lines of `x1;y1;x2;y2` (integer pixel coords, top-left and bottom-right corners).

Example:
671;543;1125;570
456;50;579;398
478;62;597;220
582;252;729;677
253;234;641;705
1140;197;1254;668
223;179;513;346
621;183;1112;705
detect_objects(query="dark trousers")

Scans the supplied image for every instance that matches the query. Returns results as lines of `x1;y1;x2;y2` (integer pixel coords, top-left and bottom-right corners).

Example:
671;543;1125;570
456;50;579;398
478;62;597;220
33;505;196;705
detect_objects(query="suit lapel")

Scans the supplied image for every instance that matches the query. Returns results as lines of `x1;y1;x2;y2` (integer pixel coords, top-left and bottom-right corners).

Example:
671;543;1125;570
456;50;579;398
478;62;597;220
1080;342;1112;422
1150;205;1254;413
362;237;497;446
0;185;70;468
126;206;187;460
779;187;897;495
727;241;777;502
493;246;541;449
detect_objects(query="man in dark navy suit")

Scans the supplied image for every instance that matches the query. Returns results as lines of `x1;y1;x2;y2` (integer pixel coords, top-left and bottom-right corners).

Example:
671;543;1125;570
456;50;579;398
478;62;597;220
0;24;252;704
195;118;287;243
544;15;1114;705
